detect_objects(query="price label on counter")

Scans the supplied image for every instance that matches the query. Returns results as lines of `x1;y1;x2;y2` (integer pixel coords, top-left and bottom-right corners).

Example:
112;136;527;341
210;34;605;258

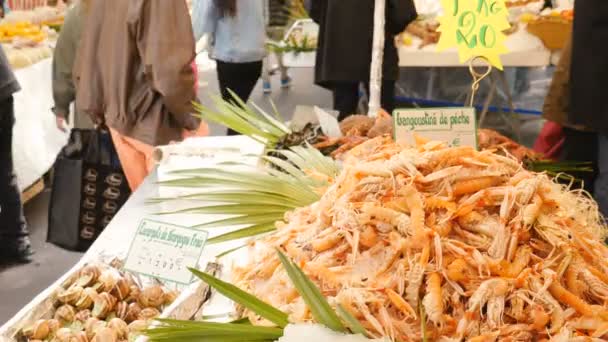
393;107;477;148
437;0;510;69
123;219;208;285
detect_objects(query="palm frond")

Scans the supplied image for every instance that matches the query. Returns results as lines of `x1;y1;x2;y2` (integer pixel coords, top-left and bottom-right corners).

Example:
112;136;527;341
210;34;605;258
526;160;593;173
189;269;290;327
152;146;338;244
193;92;291;147
146;320;282;341
145;253;369;342
336;305;368;337
207;223;277;244
276;250;346;333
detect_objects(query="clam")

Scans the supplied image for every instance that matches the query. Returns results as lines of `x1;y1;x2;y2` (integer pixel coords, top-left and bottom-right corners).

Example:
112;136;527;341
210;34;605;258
54;304;76;323
163;290;179;305
76;288;99;310
23;319;50;340
55;327;74;342
125;285;140;303
77;265;102;287
115;301;141;323
127;320;148;332
92;292;117;319
137;285;164;308
126;303;142;323
115;301;128;321
75;309;92;322
72;331;89;342
47;318;61;333
137;307;160;320
107;318;128;339
111;278;130;301
58;285;84;305
85;318;106;340
97;270;118;293
91;327;118;342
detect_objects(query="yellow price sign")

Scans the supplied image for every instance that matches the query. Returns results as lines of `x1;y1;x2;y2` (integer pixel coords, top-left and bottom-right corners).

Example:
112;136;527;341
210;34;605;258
437;0;511;69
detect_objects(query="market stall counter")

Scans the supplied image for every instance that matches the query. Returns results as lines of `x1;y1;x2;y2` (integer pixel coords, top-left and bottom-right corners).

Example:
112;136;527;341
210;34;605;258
12;57;68;192
0;136;264;341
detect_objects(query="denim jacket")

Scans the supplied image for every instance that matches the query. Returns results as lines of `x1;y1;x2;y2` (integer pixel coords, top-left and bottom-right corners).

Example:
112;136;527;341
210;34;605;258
192;0;267;63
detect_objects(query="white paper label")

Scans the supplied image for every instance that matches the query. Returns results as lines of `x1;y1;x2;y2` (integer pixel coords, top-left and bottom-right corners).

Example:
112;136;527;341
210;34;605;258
290;105;317;131
123;219;208;285
393;107;477;148
314;106;342;138
290;105;342;138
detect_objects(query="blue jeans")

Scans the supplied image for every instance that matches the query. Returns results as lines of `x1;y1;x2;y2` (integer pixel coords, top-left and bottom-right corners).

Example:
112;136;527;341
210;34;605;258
596;134;608;217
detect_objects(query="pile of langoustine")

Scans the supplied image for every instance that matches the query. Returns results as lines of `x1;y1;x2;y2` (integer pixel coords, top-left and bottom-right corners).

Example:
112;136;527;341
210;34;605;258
234;136;608;341
314;114;539;163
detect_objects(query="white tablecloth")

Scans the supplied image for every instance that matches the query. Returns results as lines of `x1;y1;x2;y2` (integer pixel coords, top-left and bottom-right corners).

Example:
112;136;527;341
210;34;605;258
12;57;69;191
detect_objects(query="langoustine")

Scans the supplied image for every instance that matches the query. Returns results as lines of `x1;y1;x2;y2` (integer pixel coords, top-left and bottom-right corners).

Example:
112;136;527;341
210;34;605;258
233;136;608;341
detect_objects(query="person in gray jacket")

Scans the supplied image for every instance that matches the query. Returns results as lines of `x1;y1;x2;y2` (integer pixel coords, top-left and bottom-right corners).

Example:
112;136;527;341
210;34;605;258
52;0;93;131
0;44;33;264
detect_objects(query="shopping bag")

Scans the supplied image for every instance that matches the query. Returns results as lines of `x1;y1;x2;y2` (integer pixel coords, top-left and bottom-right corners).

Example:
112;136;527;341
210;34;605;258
47;128;131;251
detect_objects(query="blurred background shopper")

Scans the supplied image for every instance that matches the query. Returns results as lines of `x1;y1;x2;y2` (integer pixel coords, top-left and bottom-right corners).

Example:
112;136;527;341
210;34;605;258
52;0;93;131
310;0;417;120
74;0;204;191
192;0;266;135
569;0;608;216
0;43;33;264
262;0;291;94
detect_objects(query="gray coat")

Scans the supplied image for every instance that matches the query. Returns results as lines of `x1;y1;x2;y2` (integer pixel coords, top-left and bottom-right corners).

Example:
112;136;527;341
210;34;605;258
52;2;93;129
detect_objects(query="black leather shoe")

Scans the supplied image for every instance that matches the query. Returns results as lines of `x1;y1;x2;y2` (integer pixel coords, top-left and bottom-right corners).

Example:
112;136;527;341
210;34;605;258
0;242;34;264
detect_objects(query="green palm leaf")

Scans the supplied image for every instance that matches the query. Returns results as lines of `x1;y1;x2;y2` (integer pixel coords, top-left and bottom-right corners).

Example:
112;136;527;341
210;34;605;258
147;191;303;207
189;269;289;328
157;205;290;217
337;305;368;337
151;145;338;244
276;250;346;333
147;320;283;341
145;258;370;342
193;213;283;229
208;223;277;244
193;91;291;146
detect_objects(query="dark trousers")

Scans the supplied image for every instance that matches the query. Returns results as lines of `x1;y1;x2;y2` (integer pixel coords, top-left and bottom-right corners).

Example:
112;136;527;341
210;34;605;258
0;96;29;247
216;60;263;136
596;134;608;217
560;127;598;195
332;81;396;121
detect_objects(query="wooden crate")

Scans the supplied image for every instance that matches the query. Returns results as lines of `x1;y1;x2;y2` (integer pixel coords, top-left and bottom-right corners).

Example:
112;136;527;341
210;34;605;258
21;178;44;204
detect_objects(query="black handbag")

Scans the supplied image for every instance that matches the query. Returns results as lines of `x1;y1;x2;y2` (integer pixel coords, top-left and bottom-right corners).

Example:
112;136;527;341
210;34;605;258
47;128;131;252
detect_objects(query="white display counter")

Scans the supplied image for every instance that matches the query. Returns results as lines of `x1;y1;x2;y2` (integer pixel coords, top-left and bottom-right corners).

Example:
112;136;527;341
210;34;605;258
0;136;263;341
12;57;69;191
283;21;552;68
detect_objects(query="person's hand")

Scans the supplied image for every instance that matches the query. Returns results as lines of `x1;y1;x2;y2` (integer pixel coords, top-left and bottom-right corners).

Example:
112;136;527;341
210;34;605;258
55;116;68;132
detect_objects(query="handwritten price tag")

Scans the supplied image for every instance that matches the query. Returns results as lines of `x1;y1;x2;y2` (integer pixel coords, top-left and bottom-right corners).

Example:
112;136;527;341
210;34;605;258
123;219;208;285
437;0;510;69
393;107;477;148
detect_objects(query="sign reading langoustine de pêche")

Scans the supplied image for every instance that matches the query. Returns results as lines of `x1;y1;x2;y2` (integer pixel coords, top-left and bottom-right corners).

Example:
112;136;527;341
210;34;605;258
123;219;208;285
393;107;477;148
